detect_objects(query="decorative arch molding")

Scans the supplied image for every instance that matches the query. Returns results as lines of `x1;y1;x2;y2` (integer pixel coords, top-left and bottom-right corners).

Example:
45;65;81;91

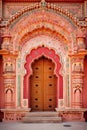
7;1;79;28
20;35;68;66
24;47;62;77
19;27;70;47
5;89;13;94
5;87;14;93
8;4;78;52
23;47;63;103
16;34;69;108
13;21;74;52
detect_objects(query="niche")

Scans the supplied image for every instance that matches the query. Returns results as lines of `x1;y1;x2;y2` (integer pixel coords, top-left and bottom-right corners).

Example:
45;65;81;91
5;89;13;102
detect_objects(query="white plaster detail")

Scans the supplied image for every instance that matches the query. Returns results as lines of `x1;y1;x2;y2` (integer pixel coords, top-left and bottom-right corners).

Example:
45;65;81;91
58;99;64;108
22;99;28;108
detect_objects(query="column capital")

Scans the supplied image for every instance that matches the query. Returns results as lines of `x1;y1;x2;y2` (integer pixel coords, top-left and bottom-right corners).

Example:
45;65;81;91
76;28;86;38
69;50;87;58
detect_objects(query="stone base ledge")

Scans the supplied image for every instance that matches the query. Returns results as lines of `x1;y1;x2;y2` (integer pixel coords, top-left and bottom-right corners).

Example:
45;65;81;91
1;108;31;122
55;108;87;112
1;108;87;122
55;108;87;121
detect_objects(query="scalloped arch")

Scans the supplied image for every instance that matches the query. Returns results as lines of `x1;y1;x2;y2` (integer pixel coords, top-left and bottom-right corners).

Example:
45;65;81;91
20;35;67;65
23;47;63;99
24;47;61;77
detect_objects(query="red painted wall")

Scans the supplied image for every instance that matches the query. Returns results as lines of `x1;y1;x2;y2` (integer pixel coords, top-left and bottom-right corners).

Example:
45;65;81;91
83;55;87;108
0;56;4;108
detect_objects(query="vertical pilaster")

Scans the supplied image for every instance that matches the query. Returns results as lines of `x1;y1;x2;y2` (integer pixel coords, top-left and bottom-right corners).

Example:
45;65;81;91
1;27;13;51
71;56;84;108
0;0;2;19
3;55;16;109
1;28;17;109
84;0;87;18
76;28;86;51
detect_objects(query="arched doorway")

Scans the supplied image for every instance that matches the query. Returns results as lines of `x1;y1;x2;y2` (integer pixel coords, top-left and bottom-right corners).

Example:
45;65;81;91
30;56;57;111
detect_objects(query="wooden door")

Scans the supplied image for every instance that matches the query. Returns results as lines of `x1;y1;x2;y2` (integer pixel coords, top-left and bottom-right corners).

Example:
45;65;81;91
30;56;57;111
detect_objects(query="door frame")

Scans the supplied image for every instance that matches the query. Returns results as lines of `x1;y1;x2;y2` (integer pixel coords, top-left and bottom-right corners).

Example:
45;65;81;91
23;47;63;109
30;56;57;111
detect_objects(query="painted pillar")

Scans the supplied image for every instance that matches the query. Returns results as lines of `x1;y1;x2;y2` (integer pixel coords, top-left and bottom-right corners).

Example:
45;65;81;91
1;30;12;51
3;55;16;109
0;56;4;108
1;30;17;109
71;56;84;108
70;28;86;108
76;29;86;50
83;55;87;107
0;0;2;19
84;0;87;18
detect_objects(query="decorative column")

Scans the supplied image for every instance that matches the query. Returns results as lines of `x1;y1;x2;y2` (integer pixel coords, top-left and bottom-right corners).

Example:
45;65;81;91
1;28;13;51
1;28;29;121
71;56;84;108
71;29;86;108
84;0;87;18
1;29;16;109
76;29;86;51
0;0;2;20
3;55;16;109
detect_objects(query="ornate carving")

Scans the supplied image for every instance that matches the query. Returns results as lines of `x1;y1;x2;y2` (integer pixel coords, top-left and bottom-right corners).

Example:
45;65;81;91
58;110;84;121
40;0;47;7
5;62;14;72
1;27;13;51
58;99;64;108
71;57;84;73
4;2;79;27
76;28;86;50
11;10;73;52
72;78;83;84
3;56;16;73
71;56;84;108
4;112;25;121
0;0;2;18
2;56;16;109
72;62;83;73
0;0;87;122
22;99;28;108
84;1;87;17
23;47;63;101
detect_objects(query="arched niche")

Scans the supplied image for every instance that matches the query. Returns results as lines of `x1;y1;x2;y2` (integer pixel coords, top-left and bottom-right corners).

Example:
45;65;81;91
5;89;13;103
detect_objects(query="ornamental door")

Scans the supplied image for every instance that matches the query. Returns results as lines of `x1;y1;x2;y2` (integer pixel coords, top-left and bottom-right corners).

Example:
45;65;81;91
30;56;57;111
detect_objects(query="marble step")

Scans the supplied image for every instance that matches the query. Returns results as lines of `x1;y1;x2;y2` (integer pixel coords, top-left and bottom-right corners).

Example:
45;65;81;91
25;112;58;117
22;112;62;123
23;116;62;123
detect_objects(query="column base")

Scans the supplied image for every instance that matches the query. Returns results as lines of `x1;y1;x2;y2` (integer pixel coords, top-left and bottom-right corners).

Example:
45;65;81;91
1;108;31;122
56;108;87;121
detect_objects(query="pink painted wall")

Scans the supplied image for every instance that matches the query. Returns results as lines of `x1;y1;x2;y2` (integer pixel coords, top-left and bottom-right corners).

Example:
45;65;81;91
83;55;87;107
0;56;4;108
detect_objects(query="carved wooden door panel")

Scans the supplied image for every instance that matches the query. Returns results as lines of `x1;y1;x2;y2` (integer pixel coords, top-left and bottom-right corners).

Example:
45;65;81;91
43;58;57;111
30;57;57;111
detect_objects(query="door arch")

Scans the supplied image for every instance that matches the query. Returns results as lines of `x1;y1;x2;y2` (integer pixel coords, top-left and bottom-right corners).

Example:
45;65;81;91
30;56;57;111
